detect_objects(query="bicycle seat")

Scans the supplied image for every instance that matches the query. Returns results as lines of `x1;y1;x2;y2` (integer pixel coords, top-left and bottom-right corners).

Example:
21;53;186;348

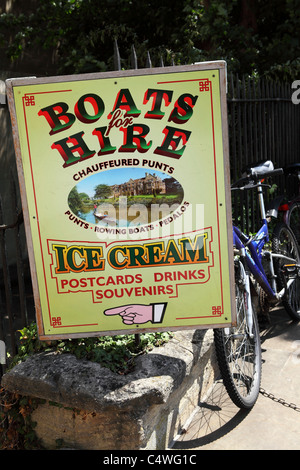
232;161;283;189
242;160;274;177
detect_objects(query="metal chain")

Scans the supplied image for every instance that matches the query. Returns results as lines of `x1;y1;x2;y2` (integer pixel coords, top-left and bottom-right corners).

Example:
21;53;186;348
259;387;300;412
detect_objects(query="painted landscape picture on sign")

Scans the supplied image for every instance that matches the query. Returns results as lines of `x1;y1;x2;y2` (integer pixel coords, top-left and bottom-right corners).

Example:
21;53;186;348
68;167;184;228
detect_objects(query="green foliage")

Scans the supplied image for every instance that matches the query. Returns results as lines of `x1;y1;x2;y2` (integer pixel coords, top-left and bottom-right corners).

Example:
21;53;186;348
182;0;300;80
78;192;91;203
94;183;112;200
68;186;84;215
0;387;43;450
0;0;299;79
11;322;173;374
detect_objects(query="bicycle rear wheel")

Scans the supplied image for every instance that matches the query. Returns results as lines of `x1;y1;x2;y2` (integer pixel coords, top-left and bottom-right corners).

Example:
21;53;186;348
288;201;300;247
272;222;300;321
214;262;261;409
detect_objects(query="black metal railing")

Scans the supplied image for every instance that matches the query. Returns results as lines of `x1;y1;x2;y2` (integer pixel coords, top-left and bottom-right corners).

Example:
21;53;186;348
228;73;299;233
0;177;35;377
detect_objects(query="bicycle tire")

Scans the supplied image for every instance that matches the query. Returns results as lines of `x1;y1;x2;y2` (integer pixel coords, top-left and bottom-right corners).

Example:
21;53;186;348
272;222;300;321
287;201;300;247
214;263;262;409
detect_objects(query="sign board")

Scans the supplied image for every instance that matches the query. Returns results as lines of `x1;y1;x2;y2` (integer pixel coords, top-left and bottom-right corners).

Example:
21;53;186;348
6;62;235;340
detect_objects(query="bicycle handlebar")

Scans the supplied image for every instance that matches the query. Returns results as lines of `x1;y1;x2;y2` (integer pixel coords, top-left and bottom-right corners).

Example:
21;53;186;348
256;168;284;178
231;168;284;190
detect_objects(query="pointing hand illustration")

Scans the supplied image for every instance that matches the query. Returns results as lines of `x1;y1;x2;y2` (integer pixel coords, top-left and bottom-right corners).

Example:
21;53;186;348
104;303;167;325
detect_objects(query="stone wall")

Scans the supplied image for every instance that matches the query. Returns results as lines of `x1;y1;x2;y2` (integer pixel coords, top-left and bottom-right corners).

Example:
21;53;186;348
1;329;217;450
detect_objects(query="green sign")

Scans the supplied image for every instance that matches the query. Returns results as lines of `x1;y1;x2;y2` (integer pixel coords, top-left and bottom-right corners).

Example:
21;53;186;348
7;62;235;340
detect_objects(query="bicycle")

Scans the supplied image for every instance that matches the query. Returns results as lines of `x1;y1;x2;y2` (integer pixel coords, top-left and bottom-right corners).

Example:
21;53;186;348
214;160;300;409
266;163;300;246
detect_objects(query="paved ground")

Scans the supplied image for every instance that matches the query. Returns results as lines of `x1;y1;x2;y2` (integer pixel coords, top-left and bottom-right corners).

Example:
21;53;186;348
170;306;300;450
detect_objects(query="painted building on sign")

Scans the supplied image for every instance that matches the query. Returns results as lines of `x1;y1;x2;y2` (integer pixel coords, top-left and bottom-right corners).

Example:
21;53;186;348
111;172;166;197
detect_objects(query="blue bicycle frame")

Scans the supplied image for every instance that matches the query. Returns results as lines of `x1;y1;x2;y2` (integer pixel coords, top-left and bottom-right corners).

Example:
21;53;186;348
233;222;276;301
231;161;300;326
232;177;281;305
232;178;296;305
